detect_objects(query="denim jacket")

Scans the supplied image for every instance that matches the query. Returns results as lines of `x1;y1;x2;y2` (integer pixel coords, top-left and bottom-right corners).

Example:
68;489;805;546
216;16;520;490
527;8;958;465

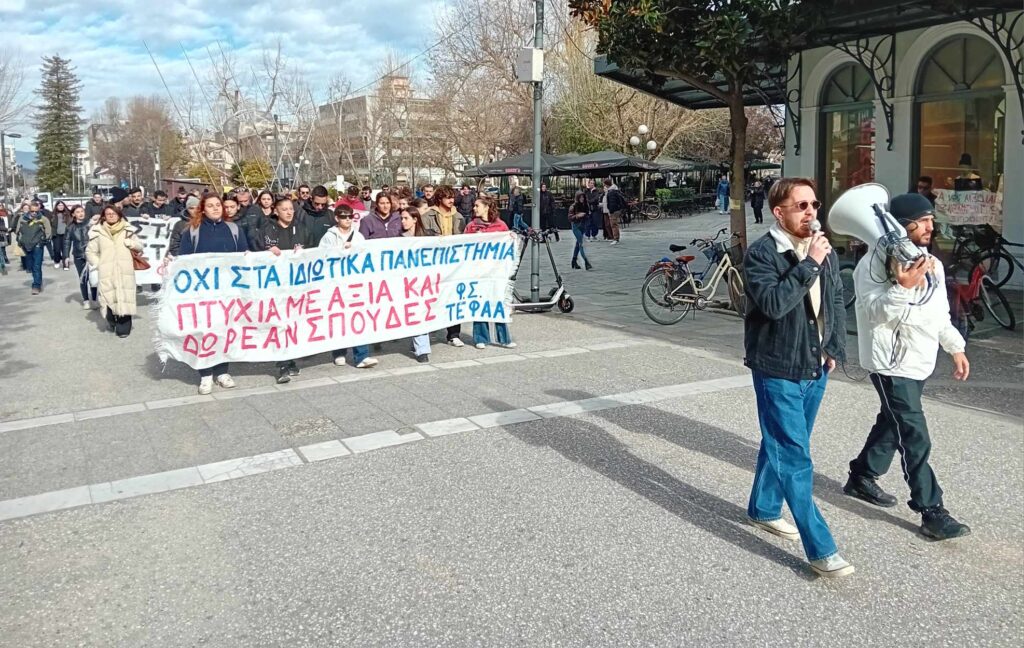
742;228;846;380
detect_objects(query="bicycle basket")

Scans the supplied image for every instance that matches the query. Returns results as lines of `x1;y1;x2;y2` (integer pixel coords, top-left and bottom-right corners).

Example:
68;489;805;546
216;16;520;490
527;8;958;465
726;243;744;267
702;246;716;262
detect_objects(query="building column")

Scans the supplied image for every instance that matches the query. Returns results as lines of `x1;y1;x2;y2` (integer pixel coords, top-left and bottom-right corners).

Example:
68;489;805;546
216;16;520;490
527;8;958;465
1000;82;1023;272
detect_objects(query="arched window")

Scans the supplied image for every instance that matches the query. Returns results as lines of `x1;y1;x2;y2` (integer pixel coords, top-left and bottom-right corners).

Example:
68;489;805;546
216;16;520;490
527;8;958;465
820;63;876;209
915;35;1005;195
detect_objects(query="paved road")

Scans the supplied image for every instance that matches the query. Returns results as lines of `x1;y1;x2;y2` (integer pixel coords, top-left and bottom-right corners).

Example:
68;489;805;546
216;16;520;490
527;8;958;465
0;211;1021;647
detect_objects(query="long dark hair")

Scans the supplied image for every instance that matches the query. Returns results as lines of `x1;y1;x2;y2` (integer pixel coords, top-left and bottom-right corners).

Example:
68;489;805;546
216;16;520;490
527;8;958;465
402;207;425;236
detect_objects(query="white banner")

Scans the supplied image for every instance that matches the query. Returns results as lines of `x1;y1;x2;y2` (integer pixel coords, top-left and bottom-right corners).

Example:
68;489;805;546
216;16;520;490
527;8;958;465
155;232;521;369
934;189;1003;230
128;216;176;284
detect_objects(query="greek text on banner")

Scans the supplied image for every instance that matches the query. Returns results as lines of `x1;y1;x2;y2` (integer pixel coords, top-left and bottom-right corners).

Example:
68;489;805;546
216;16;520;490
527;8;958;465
154;232;521;369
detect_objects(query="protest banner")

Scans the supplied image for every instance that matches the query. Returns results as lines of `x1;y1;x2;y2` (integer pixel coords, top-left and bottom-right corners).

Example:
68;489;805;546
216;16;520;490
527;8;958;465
127;216;175;284
934;189;1003;230
154;232;521;369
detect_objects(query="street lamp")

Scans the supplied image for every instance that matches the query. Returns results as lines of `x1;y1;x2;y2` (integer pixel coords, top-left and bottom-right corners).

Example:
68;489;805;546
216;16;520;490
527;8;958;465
1;131;22;195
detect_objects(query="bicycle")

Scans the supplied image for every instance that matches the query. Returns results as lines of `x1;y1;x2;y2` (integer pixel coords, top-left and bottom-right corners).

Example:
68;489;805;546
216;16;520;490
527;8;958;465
641;227;745;325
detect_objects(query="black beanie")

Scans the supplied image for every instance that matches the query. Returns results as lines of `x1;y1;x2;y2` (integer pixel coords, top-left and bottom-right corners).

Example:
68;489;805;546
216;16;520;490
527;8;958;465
890;192;934;225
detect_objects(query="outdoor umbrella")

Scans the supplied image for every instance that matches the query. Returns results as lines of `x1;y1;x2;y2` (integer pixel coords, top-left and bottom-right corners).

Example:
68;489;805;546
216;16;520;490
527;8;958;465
552;150;661;175
461;152;565;177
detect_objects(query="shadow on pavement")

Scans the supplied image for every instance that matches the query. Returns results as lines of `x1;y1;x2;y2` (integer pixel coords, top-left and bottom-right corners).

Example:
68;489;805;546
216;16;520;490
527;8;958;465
483;397;815;580
544;388;920;536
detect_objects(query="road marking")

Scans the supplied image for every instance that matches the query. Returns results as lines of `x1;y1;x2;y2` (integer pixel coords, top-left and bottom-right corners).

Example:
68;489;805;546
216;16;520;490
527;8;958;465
0;338;663;434
0;373;753;523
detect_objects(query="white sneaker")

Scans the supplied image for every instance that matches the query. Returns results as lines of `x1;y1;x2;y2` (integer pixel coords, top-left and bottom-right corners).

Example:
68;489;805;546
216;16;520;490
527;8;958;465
198;376;213;395
356;358;379;369
748;517;800;541
448;338;465;348
53;262;61;268
810;554;855;578
500;342;517;349
215;374;236;389
610;241;619;246
475;342;486;349
82;300;91;310
333;356;347;366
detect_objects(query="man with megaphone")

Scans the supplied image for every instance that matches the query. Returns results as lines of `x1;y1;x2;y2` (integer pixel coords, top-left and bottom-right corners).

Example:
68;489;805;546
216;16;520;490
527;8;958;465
841;191;971;541
742;177;852;578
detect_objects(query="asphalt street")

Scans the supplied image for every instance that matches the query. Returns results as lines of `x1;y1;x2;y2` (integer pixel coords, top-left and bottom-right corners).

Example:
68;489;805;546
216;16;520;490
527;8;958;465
0;209;1021;647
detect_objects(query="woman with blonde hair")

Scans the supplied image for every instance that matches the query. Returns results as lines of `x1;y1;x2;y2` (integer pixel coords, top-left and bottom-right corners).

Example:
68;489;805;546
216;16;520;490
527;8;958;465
85;205;143;338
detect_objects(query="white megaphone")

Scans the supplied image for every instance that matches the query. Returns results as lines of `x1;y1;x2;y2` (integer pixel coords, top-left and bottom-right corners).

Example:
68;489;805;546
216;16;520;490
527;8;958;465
828;183;924;265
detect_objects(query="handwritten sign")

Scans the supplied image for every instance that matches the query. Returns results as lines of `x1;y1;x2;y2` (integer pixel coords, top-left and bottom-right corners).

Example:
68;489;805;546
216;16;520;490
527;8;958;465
128;216;176;284
934;189;1003;230
154;232;521;369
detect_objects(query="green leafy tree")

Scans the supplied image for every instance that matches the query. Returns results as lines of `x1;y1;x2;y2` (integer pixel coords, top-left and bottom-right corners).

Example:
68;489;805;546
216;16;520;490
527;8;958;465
186;162;219;188
570;0;833;245
32;54;84;192
234;159;273;190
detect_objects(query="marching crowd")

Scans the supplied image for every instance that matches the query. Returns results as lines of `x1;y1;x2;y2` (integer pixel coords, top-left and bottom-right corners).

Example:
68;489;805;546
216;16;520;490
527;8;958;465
0;182;519;393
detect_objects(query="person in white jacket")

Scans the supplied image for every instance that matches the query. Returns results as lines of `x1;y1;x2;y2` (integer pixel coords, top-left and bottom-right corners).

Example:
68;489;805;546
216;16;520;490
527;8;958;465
845;192;971;541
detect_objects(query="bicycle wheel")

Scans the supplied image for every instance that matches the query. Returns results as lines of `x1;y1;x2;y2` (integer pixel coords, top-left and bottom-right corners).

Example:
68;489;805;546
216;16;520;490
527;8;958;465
642;203;662;220
726;266;745;317
641;270;689;325
973;251;1016;287
979;276;1016;330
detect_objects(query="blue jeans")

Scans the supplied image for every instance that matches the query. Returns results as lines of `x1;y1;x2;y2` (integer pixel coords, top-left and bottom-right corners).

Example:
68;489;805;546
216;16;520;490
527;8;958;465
333;345;369;365
28;244;44;289
748;366;837;561
512;213;526;231
473;322;510;346
411;334;430;357
717;194;729;213
570;222;589;264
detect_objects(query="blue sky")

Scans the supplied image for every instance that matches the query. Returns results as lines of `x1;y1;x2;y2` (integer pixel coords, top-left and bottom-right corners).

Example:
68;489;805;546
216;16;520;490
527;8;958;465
0;0;447;158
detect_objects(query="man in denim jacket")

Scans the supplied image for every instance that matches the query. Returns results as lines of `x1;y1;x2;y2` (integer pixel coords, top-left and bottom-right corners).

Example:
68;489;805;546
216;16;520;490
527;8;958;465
742;177;851;578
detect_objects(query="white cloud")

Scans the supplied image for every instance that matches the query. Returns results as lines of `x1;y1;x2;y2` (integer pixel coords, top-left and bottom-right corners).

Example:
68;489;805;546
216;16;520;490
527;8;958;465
2;0;448;145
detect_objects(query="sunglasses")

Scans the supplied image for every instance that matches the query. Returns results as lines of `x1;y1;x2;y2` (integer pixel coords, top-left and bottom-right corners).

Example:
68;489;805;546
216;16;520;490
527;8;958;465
336;215;352;219
783;200;821;211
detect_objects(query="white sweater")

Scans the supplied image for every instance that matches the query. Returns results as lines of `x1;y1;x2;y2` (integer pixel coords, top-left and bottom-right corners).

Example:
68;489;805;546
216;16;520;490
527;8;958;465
319;227;366;248
854;248;965;380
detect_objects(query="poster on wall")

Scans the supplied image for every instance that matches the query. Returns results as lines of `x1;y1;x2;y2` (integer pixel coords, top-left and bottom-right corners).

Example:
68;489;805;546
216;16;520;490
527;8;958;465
933;188;1004;231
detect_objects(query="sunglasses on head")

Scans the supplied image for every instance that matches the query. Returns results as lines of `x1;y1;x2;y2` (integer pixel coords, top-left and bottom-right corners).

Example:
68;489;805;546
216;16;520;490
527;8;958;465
784;200;821;211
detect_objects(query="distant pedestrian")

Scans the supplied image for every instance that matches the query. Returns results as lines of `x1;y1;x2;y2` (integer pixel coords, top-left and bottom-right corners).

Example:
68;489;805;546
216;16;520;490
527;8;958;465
584;179;602;239
602;178;624;245
750;180;765;224
716;174;730;214
456;184;476;225
539;182;555;231
85;191;105;221
509;186;526;231
16;201;51;294
569;192;592;271
64;205;98;309
86;205;143;338
48;200;70;267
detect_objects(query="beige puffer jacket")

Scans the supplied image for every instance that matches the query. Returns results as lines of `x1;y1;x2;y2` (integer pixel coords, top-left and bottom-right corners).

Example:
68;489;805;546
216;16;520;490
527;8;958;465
86;223;143;317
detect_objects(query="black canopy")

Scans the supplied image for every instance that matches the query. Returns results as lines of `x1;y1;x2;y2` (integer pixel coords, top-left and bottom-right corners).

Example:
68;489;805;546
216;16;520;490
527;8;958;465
462;152;566;178
552;150;661;175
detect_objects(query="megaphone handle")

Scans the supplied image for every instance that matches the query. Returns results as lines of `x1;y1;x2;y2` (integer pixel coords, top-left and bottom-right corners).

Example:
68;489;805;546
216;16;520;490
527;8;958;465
872;204;893;234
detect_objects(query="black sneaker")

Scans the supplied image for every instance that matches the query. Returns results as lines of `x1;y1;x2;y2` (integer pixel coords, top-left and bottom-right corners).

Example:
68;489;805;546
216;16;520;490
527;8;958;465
843;473;898;508
416;354;430;364
287;364;300;376
276;369;291;384
920;507;971;540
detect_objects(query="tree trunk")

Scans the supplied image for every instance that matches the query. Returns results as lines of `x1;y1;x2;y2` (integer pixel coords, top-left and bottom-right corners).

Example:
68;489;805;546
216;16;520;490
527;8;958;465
728;94;749;249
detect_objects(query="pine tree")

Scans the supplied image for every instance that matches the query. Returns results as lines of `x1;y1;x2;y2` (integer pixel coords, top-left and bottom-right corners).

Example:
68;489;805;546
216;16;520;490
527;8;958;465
32;55;84;192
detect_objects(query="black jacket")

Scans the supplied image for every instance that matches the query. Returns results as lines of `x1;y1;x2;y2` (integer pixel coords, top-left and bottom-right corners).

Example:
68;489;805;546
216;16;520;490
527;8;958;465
63;220;91;259
303;208;335;247
509;193;525;214
606;187;627;213
122;203;144;219
84;201;105;220
539;191;555;216
742;232;846;380
168;217;189;257
258;218;310;251
143;201;175;218
456;191;476;218
240;205;272;251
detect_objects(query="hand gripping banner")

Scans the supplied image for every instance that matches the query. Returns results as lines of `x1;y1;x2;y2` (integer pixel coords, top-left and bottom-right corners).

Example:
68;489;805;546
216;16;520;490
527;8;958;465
154;232;521;369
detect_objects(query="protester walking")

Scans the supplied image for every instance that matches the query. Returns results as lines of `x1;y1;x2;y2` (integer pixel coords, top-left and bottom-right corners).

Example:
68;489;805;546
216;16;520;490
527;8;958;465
359;192;403;239
509;186;526;231
48;200;70;267
241;190;275;250
177;194;247;394
85;191;105;221
421;185;466;346
743;177;850;578
16;201;51;294
569;193;592;271
304;185;335;246
86;205;143;338
63;205;98;309
167;195;200;257
399;206;432;363
465;195;516;350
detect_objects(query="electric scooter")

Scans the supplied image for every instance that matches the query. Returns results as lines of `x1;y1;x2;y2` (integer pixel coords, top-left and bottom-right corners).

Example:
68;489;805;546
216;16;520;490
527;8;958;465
510;227;574;313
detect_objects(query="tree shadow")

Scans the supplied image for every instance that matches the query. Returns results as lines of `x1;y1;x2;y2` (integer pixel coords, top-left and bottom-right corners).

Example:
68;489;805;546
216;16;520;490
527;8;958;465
545;388;919;535
482;397;815;580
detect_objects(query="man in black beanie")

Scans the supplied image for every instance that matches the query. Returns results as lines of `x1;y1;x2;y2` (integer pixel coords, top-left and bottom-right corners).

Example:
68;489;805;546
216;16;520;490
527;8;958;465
845;191;971;540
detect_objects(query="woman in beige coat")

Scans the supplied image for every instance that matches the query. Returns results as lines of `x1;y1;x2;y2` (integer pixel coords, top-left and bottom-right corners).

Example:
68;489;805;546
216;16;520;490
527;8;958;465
86;205;143;338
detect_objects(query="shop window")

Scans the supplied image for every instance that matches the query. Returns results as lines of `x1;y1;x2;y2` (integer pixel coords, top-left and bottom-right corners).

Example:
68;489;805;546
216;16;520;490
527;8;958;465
916;35;1005;195
820;63;876;210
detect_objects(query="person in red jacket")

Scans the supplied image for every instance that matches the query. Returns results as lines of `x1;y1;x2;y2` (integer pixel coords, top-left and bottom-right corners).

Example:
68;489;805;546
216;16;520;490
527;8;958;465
465;194;516;350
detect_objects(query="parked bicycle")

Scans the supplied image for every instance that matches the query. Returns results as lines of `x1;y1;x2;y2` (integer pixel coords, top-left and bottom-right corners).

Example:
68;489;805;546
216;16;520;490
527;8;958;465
641;227;745;325
948;263;1016;341
949;224;1024;288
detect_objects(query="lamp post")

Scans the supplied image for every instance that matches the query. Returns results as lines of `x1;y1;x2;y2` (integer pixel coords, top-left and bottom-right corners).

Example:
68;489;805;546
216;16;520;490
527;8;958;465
629;126;657;201
1;131;22;195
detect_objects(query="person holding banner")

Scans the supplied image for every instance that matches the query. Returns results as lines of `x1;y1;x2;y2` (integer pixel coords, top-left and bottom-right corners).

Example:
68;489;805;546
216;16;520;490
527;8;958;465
400;206;433;363
319;204;379;370
64;205;98;309
259;197;315;383
465;195;516;350
86;205;143;338
177;194;248;395
421;186;468;348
